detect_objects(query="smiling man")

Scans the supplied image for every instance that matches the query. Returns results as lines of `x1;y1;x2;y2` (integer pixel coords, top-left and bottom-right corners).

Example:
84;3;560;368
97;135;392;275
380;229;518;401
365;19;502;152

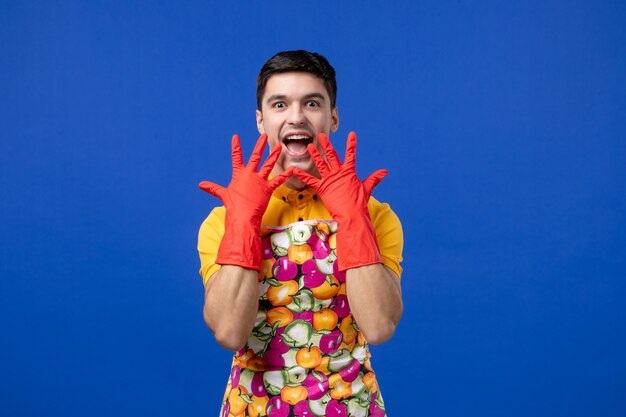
198;50;403;417
256;70;337;190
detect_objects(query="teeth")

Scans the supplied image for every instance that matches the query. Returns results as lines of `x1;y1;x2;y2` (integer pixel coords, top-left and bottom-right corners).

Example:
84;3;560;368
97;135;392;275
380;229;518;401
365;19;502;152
285;135;311;141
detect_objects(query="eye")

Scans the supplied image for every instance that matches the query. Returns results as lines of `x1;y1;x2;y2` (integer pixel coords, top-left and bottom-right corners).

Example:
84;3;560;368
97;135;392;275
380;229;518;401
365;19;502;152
272;102;286;109
305;100;320;108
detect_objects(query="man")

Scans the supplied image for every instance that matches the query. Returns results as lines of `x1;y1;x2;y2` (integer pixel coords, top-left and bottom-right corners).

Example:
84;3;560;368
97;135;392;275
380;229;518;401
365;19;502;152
198;50;403;417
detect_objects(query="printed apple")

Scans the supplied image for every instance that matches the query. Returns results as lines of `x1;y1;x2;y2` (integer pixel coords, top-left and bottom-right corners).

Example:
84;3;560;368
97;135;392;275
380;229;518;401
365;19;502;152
308;393;331;416
228;386;249;416
280;347;298;368
296;345;322;369
246;334;269;355
310;274;340;300
325;398;347;417
362;372;378;393
347;397;369;417
287;289;315;313
319;329;343;354
280;385;307;406
263;348;285;369
261;236;274;259
271;231;290;257
330;294;350;318
350;345;367;362
285;364;308;385
293;400;314;417
287;223;312;244
237;368;254;392
250;371;267;397
247;395;269;417
288;243;313;264
266;307;294;328
327;349;352;373
301;259;326;287
338;358;361;383
328;373;352;400
281;320;314;348
263;370;288;396
229;366;241;388
267;280;299;306
313;308;339;332
268;328;290;353
294;311;313;323
368;392;386;417
332;260;346;282
313;225;329;242
260;258;275;280
315;252;336;275
302;371;328;400
219;402;230;417
350;373;366;397
267;396;290;417
311;237;331;259
258;281;270;299
273;256;299;281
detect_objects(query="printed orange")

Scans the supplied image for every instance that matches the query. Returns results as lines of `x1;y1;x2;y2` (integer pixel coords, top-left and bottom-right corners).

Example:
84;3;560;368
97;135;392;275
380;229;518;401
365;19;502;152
310;275;340;300
228;386;249;416
267;280;299;306
266;307;294;328
313;308;339;331
280;385;308;405
247;395;269;417
296;346;322;369
287;243;313;264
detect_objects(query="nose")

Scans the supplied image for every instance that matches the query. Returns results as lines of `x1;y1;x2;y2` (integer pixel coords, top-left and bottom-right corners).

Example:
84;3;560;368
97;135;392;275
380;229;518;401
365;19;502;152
286;104;306;126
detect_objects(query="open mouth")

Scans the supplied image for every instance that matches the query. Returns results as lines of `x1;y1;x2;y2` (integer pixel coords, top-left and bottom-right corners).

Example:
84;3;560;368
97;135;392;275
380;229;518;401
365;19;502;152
283;134;313;156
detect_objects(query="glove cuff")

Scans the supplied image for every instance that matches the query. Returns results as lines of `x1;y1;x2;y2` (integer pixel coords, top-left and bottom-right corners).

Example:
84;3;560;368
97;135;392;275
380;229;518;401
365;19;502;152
216;219;262;271
335;211;382;271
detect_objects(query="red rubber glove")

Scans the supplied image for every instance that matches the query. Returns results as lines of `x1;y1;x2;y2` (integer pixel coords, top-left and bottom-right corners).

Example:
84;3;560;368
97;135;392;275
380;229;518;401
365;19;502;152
199;134;293;271
292;131;388;271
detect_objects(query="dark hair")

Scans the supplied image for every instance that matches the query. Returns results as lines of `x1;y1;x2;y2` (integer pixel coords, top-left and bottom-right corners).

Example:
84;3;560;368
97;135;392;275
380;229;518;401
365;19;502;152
256;50;337;110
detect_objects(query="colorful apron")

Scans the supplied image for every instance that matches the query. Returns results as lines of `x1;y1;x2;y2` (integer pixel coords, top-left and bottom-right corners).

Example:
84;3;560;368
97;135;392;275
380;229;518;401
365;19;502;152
219;221;387;417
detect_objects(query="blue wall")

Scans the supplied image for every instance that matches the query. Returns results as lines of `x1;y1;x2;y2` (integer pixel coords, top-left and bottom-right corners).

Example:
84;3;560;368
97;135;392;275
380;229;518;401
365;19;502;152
1;1;625;416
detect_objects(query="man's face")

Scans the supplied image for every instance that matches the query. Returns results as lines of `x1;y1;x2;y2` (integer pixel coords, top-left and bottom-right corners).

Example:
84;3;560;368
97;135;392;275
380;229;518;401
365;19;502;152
256;72;339;190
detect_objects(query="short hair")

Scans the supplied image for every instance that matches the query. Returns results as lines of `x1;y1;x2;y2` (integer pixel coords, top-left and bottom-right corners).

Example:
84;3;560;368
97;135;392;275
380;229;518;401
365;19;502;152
256;50;337;110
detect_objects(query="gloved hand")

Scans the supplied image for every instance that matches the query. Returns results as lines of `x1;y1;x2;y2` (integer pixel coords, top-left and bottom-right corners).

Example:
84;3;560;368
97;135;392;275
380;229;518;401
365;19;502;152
199;134;293;270
292;131;387;271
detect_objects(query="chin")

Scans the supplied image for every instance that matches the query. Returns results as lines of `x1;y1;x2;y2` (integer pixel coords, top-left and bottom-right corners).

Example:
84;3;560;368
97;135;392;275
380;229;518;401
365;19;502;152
285;158;316;174
284;176;308;191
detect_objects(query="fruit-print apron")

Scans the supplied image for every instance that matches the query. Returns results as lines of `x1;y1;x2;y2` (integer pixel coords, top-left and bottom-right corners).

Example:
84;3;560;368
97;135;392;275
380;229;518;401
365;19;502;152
219;220;387;417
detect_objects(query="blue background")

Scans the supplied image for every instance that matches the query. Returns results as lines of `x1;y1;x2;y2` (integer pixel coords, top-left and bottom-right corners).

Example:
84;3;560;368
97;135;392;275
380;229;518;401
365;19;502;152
1;1;625;416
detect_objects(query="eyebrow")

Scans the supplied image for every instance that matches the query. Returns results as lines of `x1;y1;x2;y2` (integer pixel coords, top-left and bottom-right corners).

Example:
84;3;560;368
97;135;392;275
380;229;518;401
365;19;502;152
265;92;327;104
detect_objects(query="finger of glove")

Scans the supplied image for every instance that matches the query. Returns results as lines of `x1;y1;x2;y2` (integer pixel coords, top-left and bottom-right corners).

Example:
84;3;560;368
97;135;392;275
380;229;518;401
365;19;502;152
231;135;244;168
269;166;294;189
318;133;341;170
247;134;268;171
307;143;331;177
258;144;282;179
343;131;358;169
362;169;388;196
292;167;320;188
199;180;226;200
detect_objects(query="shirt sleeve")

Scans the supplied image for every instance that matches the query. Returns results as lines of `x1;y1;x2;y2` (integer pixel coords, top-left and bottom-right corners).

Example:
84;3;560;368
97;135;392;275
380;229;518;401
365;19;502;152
368;198;404;279
197;206;226;286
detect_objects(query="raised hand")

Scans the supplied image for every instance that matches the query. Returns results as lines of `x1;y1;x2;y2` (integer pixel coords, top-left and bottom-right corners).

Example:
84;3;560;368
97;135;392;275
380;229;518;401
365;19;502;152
200;134;292;270
292;131;387;271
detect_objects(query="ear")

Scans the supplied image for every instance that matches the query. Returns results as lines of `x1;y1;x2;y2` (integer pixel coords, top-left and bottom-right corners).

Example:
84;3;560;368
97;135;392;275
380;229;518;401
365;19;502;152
330;106;339;133
256;109;265;134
